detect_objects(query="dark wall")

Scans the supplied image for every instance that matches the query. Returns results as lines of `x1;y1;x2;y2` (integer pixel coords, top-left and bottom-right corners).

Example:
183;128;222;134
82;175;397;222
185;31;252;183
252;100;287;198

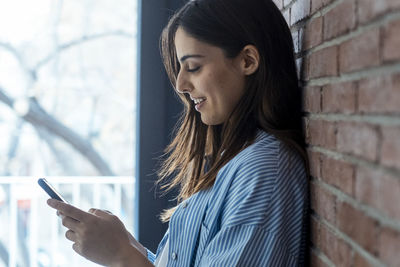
136;0;184;252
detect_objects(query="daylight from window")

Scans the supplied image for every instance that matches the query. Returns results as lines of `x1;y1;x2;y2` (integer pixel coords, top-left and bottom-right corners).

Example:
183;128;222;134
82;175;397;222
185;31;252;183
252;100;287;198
0;0;138;266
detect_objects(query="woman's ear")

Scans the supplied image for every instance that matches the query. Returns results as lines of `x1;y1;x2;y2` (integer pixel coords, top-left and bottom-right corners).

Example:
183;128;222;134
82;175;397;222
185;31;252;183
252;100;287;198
240;45;260;75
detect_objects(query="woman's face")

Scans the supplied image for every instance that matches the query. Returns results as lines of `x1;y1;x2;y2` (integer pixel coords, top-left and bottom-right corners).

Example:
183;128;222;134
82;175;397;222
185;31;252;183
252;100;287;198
174;28;247;125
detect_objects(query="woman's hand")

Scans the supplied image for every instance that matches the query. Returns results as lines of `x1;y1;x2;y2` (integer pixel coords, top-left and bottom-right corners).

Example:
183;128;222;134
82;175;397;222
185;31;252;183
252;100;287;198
47;199;152;267
88;209;147;257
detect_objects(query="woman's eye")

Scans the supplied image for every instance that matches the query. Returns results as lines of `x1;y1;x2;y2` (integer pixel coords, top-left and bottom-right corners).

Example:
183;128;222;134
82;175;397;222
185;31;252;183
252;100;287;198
187;66;200;73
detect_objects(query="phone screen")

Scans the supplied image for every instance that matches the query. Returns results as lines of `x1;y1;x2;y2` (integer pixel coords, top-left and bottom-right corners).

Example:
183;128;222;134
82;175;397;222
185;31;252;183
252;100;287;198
38;178;68;203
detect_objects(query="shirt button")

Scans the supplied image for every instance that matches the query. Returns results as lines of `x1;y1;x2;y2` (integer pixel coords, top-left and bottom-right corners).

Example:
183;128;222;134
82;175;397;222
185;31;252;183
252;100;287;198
182;202;188;208
171;252;177;260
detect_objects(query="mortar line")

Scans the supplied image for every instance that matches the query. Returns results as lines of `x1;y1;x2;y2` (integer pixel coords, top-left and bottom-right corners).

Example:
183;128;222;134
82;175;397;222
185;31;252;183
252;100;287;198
311;175;400;232
310;213;386;267
305;112;400;126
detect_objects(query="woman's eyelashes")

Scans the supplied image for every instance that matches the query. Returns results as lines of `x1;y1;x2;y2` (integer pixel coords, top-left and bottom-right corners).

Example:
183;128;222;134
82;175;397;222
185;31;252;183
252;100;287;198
186;66;201;73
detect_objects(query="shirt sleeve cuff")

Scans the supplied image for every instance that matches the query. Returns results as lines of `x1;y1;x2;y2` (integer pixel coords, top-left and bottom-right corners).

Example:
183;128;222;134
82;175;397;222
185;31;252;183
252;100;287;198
146;248;156;264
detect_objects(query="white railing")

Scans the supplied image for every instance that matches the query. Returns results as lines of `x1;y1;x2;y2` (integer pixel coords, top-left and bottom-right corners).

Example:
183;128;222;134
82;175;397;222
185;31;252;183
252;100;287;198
0;176;136;267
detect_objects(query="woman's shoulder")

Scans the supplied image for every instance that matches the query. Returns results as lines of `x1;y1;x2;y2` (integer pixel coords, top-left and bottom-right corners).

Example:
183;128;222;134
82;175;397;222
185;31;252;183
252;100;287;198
212;130;308;228
226;130;306;178
231;130;280;167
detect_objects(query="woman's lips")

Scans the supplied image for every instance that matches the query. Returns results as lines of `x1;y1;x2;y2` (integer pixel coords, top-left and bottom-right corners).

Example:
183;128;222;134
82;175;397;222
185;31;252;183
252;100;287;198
195;99;205;111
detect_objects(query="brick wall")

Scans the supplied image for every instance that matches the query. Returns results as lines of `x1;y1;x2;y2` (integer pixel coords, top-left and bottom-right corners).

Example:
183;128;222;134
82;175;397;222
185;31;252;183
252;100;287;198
273;0;400;266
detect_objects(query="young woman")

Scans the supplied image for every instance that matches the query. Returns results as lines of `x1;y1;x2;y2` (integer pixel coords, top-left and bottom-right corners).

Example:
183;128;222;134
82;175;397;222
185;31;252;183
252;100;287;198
47;0;309;266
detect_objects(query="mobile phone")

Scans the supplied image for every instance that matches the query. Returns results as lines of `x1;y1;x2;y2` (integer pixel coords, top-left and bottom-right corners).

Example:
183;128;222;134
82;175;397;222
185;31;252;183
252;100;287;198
38;178;68;203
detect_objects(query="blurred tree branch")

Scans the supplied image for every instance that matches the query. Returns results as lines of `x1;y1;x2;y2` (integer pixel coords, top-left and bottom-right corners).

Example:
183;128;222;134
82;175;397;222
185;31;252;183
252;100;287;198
4;120;23;175
0;42;37;81
0;31;133;176
0;88;114;175
34;30;135;70
34;126;79;175
0;30;134;78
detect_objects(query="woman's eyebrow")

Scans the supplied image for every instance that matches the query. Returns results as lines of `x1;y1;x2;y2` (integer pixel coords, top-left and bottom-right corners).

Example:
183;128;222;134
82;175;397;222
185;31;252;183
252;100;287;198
179;54;204;62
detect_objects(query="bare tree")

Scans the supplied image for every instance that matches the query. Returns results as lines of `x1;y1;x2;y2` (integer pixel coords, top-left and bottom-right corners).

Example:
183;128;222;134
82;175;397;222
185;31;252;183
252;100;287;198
0;29;134;175
0;2;136;265
0;88;115;175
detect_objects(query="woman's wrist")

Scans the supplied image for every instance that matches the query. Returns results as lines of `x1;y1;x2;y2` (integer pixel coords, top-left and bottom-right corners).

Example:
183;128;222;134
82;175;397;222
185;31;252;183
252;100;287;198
110;244;154;267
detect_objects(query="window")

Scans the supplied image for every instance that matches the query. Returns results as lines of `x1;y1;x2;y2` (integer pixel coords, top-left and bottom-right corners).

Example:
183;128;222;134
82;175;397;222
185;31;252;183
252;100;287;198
0;0;138;266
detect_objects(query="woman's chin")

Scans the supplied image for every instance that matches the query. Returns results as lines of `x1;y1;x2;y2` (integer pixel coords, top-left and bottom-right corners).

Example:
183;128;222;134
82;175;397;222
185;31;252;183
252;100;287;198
200;115;224;126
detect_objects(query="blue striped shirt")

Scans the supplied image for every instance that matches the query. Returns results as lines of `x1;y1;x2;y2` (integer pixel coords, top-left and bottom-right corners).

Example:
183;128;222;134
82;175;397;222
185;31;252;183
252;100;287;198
147;130;308;266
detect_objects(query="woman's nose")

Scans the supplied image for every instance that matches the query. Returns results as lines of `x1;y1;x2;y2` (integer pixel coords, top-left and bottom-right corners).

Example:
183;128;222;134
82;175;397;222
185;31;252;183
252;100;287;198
176;72;192;94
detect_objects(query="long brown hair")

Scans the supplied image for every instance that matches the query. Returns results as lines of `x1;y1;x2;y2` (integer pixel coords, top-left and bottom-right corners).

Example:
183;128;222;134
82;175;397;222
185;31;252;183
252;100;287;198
158;0;307;222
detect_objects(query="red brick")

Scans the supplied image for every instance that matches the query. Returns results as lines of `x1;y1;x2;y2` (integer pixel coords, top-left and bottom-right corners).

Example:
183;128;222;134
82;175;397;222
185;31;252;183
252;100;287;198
309;46;338;78
389;0;400;9
311;0;335;14
307;149;322;179
336;122;379;161
357;0;400;24
302;56;310;81
304;117;310;140
379;227;400;267
355;167;380;210
322;81;357;114
311;250;330;267
323;0;356;40
307;119;336;149
339;29;380;73
358;0;388;23
304;16;323;49
296;58;302;80
311;216;320;247
355;166;400;220
381;126;400;170
337;201;380;255
297;57;306;81
291;0;311;25
311;0;324;13
373;173;400;221
310;182;336;224
319;223;352;266
303;86;321;113
382;19;400;62
358;72;400;113
354;253;374;267
321;156;355;196
296;56;310;81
